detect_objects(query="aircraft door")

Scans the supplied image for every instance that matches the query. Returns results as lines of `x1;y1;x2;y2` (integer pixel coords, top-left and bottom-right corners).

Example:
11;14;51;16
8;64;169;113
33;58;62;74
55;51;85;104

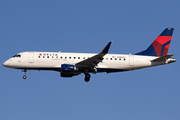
28;52;34;63
129;55;134;68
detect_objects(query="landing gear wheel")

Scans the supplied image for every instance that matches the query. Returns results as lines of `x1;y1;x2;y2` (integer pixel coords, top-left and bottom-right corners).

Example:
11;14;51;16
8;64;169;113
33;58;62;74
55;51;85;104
23;75;27;79
22;69;27;80
84;73;91;82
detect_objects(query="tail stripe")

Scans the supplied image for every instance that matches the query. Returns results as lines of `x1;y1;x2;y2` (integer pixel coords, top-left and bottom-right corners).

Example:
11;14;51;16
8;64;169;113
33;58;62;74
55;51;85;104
163;44;170;56
161;41;171;56
152;36;172;57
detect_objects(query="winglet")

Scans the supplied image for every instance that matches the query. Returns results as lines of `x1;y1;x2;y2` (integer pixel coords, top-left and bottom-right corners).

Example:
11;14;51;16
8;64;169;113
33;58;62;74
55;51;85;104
101;41;112;54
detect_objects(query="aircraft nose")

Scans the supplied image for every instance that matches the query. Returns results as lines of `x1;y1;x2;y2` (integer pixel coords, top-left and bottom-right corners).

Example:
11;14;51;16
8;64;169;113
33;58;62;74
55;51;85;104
3;60;9;67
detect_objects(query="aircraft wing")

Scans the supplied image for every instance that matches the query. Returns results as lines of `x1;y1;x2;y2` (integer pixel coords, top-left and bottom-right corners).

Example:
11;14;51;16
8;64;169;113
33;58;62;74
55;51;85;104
75;42;112;71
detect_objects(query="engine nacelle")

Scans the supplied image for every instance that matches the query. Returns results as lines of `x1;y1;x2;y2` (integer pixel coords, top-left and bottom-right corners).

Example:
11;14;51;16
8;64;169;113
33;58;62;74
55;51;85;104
60;64;78;77
61;72;74;77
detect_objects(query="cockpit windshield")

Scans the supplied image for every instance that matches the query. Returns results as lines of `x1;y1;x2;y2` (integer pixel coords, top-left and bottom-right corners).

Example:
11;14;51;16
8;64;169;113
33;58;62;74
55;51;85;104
12;54;21;58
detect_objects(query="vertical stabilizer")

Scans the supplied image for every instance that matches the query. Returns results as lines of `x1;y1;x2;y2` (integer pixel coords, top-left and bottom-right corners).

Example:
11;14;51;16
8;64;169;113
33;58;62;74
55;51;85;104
135;28;174;57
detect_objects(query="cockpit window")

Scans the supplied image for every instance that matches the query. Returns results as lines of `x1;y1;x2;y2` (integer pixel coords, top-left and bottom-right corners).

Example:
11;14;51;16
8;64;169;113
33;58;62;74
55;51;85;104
12;54;21;58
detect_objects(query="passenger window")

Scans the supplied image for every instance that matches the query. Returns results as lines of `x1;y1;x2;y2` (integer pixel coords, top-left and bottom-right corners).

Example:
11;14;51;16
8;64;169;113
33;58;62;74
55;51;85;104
106;58;108;60
69;57;71;59
110;58;112;60
74;57;76;59
83;57;85;59
56;56;58;58
47;56;49;58
38;56;40;58
115;58;117;60
78;57;80;59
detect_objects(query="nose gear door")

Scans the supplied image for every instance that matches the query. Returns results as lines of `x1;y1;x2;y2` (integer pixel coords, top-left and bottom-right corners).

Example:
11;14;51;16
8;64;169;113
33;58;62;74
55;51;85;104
28;52;34;63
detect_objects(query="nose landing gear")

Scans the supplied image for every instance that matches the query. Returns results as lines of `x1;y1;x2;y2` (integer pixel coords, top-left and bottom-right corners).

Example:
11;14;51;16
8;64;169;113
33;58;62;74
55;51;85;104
22;69;27;79
84;73;91;82
23;75;27;79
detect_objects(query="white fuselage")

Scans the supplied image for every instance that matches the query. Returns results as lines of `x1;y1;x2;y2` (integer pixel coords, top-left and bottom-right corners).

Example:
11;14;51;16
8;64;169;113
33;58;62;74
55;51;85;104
3;51;167;73
3;28;176;81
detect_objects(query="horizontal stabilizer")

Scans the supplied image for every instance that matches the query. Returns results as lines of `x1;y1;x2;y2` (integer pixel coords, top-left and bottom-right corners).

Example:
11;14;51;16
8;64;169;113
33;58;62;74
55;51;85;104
151;54;174;62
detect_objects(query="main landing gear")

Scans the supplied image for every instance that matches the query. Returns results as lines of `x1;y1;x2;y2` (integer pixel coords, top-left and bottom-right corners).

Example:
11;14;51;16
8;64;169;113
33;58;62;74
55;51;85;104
84;73;91;82
22;69;27;79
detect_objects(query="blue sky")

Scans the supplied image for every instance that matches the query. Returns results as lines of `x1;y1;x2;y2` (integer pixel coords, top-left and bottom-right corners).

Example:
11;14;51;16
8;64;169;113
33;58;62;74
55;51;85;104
0;0;179;120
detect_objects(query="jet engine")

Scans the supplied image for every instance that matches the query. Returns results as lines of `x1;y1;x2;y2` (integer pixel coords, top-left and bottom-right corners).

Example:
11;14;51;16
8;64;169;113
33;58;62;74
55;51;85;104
60;64;78;77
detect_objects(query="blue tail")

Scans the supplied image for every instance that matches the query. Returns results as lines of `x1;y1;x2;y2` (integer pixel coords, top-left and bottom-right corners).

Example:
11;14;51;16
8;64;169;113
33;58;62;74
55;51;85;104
135;28;174;57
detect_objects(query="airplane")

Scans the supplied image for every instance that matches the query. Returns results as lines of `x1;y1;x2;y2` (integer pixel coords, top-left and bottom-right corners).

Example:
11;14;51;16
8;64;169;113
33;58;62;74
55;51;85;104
3;28;176;82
